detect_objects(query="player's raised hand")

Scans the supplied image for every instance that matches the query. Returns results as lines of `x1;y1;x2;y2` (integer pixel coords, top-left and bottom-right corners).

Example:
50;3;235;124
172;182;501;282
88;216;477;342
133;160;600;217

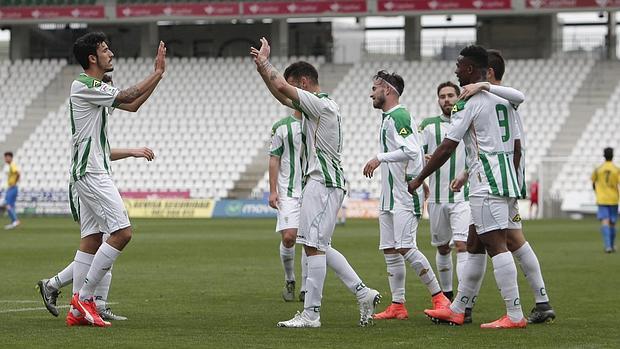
132;147;155;161
154;41;167;75
363;157;381;178
458;82;489;100
268;192;279;210
250;37;271;67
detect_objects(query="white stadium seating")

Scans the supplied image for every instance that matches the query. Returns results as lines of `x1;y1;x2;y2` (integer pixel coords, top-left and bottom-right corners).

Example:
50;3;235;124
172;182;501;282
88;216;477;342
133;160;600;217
0;56;606;205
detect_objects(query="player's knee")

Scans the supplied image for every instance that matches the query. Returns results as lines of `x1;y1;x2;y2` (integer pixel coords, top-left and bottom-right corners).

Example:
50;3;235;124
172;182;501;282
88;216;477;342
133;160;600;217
454;241;467;253
397;247;413;255
282;234;296;248
437;244;451;255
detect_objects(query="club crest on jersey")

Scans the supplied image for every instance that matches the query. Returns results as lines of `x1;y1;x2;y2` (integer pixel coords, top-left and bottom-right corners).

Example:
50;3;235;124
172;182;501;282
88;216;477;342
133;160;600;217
399;128;409;135
93;80;102;88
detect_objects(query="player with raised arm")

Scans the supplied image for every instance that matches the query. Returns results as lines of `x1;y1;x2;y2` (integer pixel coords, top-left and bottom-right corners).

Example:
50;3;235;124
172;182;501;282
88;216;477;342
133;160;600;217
455;49;555;324
37;145;155;322
418;81;472;312
251;37;381;328
62;32;165;327
363;71;450;321
409;45;526;329
268;109;307;302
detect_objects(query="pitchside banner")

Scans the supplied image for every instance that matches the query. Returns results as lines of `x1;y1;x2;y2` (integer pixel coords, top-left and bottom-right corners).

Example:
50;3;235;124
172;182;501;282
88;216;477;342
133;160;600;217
212;199;277;218
124;199;215;218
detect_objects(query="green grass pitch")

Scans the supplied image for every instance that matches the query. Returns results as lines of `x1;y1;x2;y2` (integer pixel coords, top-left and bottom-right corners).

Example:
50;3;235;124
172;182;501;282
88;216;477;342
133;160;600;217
0;217;618;348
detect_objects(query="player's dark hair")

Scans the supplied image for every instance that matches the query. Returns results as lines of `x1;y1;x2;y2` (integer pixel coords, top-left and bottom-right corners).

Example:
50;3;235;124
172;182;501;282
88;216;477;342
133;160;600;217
73;32;109;70
436;81;460;96
374;70;404;96
487;49;505;81
604;147;614;161
460;45;489;70
4;152;13;157
283;61;319;85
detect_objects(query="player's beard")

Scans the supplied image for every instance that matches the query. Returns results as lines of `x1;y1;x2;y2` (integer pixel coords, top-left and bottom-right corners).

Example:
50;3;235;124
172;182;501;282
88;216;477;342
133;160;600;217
442;104;452;116
372;95;384;110
97;58;114;73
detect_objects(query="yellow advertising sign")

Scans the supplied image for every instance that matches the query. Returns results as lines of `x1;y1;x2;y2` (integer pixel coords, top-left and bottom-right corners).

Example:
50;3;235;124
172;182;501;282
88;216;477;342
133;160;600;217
124;199;215;218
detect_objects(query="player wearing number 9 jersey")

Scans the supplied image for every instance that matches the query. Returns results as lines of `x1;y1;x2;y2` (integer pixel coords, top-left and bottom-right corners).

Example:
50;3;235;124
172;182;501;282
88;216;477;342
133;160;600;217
408;45;526;329
455;49;555;324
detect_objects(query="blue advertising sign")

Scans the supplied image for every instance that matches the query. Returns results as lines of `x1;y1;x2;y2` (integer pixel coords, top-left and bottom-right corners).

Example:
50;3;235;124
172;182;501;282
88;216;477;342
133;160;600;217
212;199;277;218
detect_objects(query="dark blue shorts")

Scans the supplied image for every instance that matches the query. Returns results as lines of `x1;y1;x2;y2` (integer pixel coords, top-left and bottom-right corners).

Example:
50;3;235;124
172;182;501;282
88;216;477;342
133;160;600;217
597;205;619;224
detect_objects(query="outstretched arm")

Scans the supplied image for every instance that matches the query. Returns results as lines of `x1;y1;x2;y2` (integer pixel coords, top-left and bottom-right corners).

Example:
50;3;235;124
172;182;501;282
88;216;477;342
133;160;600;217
251;37;297;109
110;147;155;161
113;41;166;110
459;82;525;106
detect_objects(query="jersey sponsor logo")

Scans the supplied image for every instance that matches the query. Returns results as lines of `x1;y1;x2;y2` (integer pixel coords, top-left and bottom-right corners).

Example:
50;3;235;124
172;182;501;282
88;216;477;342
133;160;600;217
512;214;522;222
399;127;409;135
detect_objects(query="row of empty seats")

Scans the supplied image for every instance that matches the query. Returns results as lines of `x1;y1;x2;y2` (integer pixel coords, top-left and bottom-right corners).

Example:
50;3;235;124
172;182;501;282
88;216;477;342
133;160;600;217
0;59;66;143
551;80;620;206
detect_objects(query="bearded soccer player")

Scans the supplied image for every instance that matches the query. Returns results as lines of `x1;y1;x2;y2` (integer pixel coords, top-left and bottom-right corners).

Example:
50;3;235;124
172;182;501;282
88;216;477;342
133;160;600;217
363;71;450;321
410;45;526;329
63;32;165;327
455;49;555;323
252;37;380;328
269;109;307;302
418;82;472;314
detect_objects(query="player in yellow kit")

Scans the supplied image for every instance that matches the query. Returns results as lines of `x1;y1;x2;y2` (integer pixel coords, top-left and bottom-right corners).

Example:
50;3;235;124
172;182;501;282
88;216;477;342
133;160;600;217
591;147;620;253
3;151;21;230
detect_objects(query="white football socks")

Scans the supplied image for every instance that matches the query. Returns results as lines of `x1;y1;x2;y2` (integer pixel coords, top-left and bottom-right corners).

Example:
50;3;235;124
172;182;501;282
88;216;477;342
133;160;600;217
72;251;94;295
455;252;468;285
326;247;368;300
79;242;121;301
300;248;308;293
384;253;406;303
303;254;326;321
403;248;441;295
451;253;486;314
512;241;549;304
95;269;112;311
279;242;296;282
492;252;524;322
48;261;74;291
435;251;453;293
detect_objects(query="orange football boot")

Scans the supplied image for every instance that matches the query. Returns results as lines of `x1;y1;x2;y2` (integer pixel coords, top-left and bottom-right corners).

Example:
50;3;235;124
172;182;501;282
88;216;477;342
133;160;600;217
66;308;89;327
431;292;451;310
424;307;464;325
71;293;111;327
373;303;409;320
480;315;527;329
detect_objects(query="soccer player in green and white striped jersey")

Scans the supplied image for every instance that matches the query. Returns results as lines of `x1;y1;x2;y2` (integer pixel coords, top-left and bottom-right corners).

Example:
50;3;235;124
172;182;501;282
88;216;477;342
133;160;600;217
64;32;165;327
457;49;555;324
268;109;308;302
409;45;526;329
363;71;450;321
252;37;380;328
419;81;471;307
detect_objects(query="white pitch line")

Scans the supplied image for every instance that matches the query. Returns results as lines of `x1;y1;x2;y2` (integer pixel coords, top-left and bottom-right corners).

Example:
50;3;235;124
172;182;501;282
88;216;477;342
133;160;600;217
0;300;39;303
0;302;118;314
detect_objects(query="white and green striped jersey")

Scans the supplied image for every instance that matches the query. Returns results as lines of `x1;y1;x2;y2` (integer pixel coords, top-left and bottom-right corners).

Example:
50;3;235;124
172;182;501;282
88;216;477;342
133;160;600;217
419;115;469;204
377;105;424;215
293;88;346;190
446;91;520;198
69;73;119;181
270;115;302;198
